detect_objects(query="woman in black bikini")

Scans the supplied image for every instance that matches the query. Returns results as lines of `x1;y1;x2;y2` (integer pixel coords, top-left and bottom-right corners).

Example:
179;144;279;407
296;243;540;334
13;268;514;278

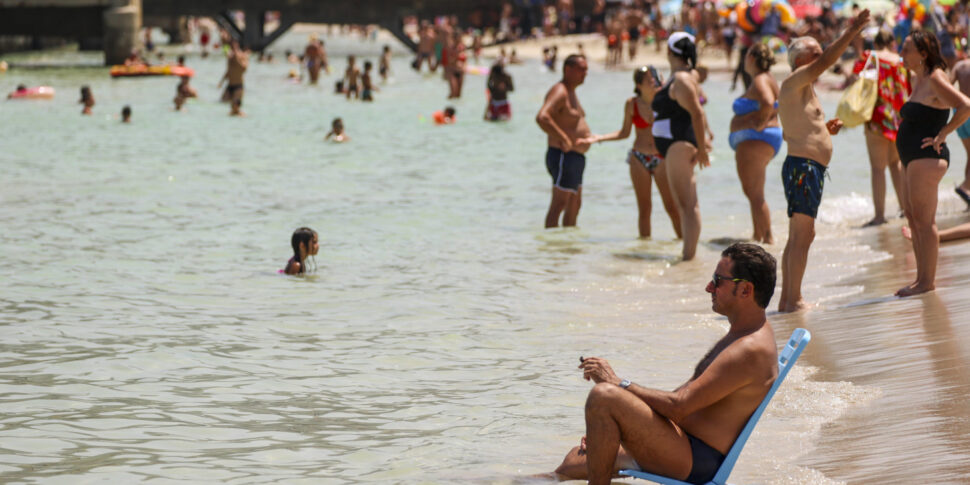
585;66;681;239
895;30;970;297
653;32;711;261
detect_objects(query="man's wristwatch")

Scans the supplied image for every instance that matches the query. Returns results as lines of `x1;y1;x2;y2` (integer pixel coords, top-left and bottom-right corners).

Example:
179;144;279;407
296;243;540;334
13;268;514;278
619;379;632;389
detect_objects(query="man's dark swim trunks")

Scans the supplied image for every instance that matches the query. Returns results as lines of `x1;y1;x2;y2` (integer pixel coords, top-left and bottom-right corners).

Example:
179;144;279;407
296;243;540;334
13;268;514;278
685;433;726;484
782;155;826;218
546;147;586;192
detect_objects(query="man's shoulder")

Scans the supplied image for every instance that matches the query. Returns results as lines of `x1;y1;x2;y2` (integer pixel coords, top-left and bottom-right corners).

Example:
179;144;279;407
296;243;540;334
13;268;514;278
779;76;811;100
955;60;970;76
544;82;568;97
726;326;777;363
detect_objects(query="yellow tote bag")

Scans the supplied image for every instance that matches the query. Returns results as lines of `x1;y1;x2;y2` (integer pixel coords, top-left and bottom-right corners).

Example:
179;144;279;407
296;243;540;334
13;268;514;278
836;54;878;128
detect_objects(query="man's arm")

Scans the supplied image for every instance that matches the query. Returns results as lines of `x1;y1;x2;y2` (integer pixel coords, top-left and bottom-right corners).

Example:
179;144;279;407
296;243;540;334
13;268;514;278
786;9;870;89
535;84;572;151
581;341;766;424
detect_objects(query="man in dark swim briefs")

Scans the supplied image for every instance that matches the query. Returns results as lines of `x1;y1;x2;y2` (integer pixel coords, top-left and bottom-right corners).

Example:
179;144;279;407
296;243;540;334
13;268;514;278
219;40;249;116
536;55;592;228
553;243;780;485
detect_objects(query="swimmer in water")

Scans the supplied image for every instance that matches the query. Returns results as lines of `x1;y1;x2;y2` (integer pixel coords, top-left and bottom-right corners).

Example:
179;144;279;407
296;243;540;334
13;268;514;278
485;63;514;121
8;84;28;98
219;40;249;116
344;55;361;100
362;61;376;101
79;85;94;115
379;45;391;82
325;117;350;142
121;105;131;123
283;227;319;275
173;75;197;110
433;106;456;124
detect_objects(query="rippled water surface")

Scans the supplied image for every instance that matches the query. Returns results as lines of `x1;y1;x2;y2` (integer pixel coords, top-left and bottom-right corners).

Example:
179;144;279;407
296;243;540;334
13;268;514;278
2;28;969;484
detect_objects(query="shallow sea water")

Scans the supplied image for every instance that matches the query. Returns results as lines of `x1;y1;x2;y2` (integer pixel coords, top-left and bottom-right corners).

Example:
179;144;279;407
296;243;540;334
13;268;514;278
2;28;969;484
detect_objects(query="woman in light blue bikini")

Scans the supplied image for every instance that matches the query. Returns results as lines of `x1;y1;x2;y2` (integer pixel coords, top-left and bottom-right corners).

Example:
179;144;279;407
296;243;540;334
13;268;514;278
585;66;682;239
729;43;782;244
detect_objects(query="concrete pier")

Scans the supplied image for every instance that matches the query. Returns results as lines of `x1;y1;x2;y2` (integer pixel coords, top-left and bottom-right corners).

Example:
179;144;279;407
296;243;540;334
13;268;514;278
102;0;141;65
2;0;593;61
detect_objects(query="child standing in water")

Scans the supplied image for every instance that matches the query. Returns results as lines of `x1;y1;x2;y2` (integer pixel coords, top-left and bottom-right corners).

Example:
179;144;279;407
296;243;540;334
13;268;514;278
325;117;349;142
361;61;377;101
174;75;198;110
79;86;94;115
283;227;319;275
379;45;391;82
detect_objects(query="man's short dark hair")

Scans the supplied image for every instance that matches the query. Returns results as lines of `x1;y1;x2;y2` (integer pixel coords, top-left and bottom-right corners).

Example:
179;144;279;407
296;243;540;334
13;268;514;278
563;54;585;70
722;243;776;308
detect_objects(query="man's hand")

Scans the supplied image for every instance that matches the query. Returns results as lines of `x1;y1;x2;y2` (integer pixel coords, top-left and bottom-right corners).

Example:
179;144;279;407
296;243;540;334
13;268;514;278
579;356;620;385
849;9;871;31
826;118;844;135
574;138;592;152
560;137;574;153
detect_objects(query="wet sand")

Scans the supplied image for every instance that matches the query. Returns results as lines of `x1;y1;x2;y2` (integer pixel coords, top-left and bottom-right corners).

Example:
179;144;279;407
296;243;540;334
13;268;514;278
772;213;970;484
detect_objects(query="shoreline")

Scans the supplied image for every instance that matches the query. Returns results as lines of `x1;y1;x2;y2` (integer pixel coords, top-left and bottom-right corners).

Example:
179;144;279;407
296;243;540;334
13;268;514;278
770;209;970;483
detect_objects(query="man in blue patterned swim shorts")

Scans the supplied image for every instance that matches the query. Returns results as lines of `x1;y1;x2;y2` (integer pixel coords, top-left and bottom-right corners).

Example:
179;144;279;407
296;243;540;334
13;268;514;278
777;10;869;312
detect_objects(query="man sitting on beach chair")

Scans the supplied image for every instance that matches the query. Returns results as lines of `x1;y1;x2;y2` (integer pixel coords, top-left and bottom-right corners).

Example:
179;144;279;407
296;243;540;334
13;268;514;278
554;243;779;485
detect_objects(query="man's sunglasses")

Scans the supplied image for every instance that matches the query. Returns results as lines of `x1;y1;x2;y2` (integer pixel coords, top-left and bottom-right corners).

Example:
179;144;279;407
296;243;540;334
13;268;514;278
712;273;749;287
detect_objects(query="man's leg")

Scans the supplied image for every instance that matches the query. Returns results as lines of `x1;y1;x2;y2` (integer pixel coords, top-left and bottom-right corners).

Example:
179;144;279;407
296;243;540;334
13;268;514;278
584;383;692;485
778;222;791;311
546;187;571;228
779;213;815;312
562;187;582;227
555;442;639;480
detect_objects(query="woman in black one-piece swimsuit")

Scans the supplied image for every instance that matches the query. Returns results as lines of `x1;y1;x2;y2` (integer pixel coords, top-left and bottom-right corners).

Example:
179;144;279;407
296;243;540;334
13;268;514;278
652;32;710;261
895;31;970;297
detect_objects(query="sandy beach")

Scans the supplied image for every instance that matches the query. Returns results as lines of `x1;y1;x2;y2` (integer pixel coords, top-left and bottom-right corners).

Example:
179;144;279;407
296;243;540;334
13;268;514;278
773;213;970;484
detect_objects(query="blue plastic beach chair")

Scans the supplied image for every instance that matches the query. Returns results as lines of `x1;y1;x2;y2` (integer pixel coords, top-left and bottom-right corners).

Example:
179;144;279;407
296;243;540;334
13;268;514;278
619;328;812;485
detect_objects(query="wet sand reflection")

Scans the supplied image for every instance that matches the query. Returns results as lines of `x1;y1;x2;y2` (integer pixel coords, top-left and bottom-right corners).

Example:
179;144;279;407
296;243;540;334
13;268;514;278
773;218;970;483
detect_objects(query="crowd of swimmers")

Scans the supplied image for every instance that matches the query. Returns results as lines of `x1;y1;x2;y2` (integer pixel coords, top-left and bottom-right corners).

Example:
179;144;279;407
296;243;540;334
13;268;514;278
3;17;967;305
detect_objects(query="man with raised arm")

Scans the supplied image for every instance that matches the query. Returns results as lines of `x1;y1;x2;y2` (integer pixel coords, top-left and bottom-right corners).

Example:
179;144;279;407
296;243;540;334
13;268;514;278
536;54;593;228
554;243;779;485
218;40;249;117
777;9;870;312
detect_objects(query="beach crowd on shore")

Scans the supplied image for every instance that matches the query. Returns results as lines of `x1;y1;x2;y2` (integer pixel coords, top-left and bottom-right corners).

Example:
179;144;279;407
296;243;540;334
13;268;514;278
6;1;970;483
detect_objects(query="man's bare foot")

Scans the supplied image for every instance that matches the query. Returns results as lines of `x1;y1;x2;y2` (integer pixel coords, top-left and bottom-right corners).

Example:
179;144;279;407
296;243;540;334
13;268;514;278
895;282;935;297
863;217;887;227
901;226;912;240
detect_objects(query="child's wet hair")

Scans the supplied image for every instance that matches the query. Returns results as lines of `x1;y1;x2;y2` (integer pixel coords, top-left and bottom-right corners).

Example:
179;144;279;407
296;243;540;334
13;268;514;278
290;227;317;274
